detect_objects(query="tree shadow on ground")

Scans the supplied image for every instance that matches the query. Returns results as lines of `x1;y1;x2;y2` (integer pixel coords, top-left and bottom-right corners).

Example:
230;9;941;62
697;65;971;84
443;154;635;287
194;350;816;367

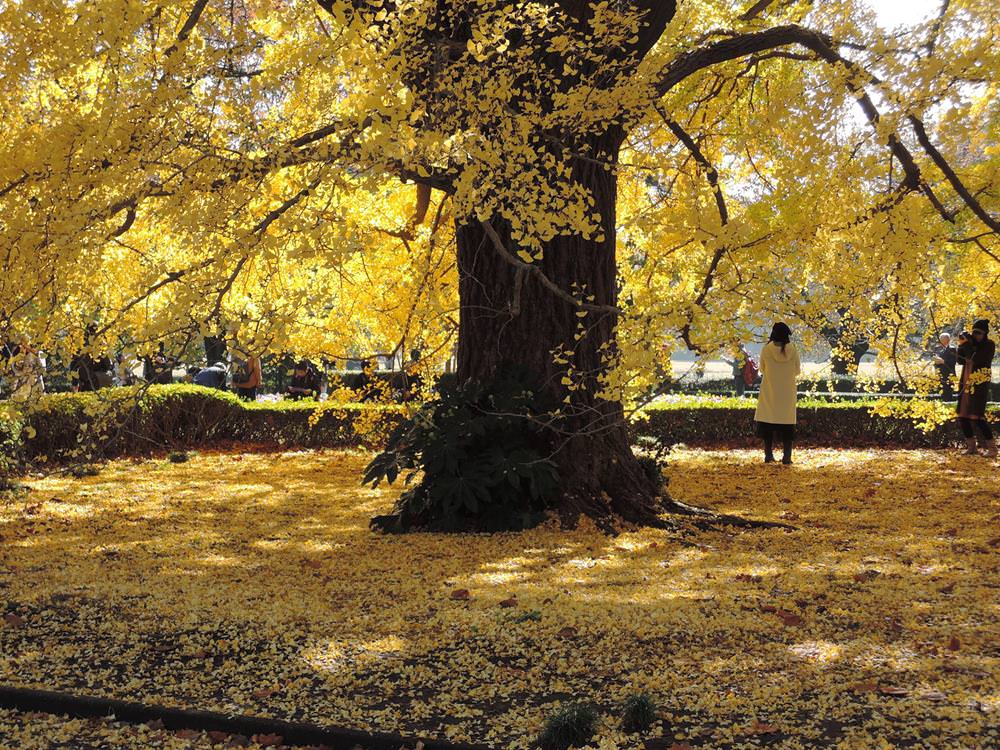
0;448;996;748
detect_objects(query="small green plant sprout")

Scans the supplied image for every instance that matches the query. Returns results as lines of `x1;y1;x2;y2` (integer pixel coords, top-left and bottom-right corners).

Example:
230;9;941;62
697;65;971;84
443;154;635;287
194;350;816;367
621;693;658;733
537;702;599;750
514;609;542;623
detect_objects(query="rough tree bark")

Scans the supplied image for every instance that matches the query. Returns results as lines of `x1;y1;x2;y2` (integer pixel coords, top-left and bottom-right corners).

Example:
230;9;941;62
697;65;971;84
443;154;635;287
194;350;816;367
454;128;667;525
315;0;686;526
318;0;797;528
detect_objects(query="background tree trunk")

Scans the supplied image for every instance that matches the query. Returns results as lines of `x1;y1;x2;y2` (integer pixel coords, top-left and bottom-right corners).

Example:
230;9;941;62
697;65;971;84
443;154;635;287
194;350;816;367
454;131;665;524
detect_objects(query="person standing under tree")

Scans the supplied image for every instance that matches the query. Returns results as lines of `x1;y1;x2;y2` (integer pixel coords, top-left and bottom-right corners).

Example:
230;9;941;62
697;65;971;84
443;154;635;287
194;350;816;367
956;320;996;457
724;342;755;397
754;322;801;465
932;331;957;401
232;349;262;402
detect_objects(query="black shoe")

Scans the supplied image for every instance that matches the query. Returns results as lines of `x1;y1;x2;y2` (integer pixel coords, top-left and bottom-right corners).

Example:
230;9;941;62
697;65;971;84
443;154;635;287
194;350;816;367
764;455;775;463
781;457;793;465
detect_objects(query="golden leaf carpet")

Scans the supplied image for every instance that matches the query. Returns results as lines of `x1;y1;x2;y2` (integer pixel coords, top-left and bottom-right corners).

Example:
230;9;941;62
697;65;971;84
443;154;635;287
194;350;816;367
0;449;997;749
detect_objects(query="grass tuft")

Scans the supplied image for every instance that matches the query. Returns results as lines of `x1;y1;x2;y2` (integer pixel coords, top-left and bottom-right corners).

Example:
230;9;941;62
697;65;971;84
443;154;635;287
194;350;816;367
538;702;599;750
620;693;658;733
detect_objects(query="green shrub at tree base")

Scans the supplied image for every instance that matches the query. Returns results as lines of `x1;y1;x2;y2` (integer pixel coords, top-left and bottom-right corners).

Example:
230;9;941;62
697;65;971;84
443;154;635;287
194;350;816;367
620;693;658;734
364;368;560;533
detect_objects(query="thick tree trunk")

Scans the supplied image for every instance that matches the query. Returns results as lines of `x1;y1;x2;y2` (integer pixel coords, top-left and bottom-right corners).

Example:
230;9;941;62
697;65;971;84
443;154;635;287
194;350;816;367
454;131;666;525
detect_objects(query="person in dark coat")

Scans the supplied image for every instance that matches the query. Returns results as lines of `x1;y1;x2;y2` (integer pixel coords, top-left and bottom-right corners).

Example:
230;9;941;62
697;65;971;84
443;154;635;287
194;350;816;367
70;351;113;391
956;320;996;457
932;331;957;401
142;343;174;385
285;359;320;400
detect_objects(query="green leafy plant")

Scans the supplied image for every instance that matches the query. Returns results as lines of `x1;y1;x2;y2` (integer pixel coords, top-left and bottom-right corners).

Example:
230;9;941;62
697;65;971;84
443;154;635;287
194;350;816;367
167;451;190;463
620;693;658;733
514;609;542;623
537;702;599;750
364;367;561;533
70;463;100;478
0;476;27;496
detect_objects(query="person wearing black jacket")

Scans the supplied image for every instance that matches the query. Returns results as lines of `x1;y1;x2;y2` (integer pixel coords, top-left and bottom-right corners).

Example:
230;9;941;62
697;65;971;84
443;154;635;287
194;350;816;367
285;359;320;400
956;320;996;457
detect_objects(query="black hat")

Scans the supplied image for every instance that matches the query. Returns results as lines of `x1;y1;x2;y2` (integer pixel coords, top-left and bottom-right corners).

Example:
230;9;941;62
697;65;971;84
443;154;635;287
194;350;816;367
972;319;989;335
769;322;792;343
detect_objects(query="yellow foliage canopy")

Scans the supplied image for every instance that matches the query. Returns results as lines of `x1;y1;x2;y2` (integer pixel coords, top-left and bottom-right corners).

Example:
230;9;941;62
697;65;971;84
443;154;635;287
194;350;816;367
0;1;996;399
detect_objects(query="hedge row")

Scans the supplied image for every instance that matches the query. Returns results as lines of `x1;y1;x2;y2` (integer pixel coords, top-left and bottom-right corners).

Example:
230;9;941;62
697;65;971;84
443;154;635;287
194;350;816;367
666;376;1000;400
639;398;993;448
7;385;403;468
1;385;993;474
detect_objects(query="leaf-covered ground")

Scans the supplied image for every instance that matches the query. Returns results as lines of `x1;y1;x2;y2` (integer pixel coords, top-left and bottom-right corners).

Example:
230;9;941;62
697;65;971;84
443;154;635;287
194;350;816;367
1;449;997;749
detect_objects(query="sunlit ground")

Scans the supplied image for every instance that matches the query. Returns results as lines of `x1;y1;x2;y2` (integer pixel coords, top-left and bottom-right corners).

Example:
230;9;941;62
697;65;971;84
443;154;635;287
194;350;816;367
0;449;997;749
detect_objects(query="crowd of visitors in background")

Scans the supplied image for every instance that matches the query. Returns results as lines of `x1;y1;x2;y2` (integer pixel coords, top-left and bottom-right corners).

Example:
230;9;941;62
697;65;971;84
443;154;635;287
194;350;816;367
1;320;997;457
0;339;328;405
747;319;997;462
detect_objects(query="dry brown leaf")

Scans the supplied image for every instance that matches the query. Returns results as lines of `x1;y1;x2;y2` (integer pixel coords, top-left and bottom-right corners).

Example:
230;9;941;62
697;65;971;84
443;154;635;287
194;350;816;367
3;613;25;628
749;721;779;735
853;569;881;582
251;734;283;747
775;609;803;626
878;685;909;697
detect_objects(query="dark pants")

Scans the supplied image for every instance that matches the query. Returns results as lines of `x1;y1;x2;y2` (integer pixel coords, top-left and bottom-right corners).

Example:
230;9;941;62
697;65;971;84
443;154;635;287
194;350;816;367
939;371;955;401
756;422;794;463
235;387;257;402
959;418;993;440
734;375;746;396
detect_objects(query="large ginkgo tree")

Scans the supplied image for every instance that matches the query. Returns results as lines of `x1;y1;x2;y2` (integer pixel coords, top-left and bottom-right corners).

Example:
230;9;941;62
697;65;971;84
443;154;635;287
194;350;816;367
0;0;997;525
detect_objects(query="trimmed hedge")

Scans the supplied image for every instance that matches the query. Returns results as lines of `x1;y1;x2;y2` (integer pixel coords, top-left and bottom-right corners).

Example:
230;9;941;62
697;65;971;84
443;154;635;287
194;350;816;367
639;398;996;448
1;386;995;474
664;376;1000;400
9;385;403;467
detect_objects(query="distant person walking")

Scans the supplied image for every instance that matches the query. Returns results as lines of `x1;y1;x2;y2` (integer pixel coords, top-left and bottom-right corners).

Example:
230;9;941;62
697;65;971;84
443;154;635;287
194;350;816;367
6;340;45;401
754;322;801;464
932;331;957;401
956;320;996;457
70;351;113;391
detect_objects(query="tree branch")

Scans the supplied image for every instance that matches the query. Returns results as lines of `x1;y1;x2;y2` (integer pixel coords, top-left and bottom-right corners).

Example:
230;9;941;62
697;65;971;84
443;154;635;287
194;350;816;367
908;115;999;234
479;220;619;316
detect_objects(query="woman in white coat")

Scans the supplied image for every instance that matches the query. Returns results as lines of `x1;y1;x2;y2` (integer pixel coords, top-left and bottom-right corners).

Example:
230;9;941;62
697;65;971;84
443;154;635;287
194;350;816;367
754;322;801;464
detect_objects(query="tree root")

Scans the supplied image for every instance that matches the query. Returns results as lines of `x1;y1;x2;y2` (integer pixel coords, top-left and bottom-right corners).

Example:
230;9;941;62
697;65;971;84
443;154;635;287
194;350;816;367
661;497;796;531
